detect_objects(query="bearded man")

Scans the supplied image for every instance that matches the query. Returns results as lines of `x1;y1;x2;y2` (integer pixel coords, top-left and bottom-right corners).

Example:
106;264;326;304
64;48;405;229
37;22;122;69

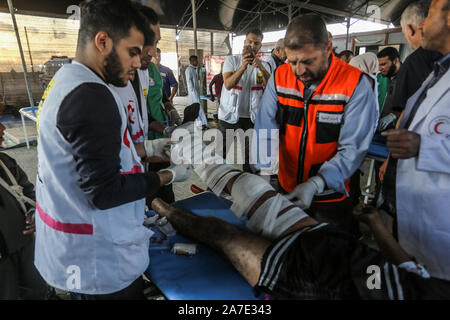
34;0;191;299
253;14;378;235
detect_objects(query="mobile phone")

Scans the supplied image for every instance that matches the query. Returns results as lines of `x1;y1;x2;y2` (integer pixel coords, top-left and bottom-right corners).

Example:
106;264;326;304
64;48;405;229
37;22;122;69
243;45;255;59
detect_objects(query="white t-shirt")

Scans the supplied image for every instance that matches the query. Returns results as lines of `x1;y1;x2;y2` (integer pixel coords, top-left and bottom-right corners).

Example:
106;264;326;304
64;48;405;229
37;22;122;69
222;55;253;118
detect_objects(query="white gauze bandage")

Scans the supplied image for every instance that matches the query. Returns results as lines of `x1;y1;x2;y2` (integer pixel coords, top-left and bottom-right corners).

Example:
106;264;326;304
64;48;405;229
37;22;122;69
193;162;241;196
246;193;308;239
230;173;275;218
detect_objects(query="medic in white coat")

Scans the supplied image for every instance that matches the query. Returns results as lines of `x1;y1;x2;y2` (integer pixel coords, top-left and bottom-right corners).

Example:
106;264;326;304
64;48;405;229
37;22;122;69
382;53;450;282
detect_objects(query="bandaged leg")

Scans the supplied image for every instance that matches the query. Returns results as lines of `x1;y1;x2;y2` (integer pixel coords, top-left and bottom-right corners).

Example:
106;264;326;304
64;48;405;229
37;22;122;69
246;194;308;239
192;165;309;239
229;173;308;239
170;122;242;197
229;173;275;218
194;162;241;196
169;123;309;239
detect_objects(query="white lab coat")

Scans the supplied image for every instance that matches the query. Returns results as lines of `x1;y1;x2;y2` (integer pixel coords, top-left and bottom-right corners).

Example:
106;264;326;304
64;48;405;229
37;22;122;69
185;65;207;126
396;67;450;281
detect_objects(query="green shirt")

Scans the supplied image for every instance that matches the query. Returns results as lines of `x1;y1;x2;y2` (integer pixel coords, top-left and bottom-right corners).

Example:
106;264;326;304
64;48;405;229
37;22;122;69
377;73;388;114
147;62;166;140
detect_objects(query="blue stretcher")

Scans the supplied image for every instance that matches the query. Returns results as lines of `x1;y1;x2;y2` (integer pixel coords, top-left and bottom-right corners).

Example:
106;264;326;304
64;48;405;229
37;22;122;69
362;138;389;203
145;192;264;300
368;141;389;160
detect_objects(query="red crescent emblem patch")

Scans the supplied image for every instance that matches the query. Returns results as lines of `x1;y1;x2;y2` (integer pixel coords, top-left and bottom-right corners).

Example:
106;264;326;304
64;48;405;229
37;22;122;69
434;122;444;134
123;128;130;148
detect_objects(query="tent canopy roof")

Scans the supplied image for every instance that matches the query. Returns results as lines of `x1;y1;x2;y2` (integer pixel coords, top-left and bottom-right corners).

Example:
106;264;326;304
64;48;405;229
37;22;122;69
0;0;414;34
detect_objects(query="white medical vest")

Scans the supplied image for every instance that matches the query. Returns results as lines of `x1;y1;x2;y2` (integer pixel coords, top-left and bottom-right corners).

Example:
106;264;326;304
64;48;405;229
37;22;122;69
219;55;264;124
35;61;151;294
110;74;149;144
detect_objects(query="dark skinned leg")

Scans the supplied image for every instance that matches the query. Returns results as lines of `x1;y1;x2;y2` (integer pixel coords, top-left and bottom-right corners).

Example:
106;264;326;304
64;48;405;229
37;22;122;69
152;198;270;286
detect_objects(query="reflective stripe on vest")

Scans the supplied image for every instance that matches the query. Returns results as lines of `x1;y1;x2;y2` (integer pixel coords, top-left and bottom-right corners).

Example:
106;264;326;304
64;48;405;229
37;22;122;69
275;54;363;202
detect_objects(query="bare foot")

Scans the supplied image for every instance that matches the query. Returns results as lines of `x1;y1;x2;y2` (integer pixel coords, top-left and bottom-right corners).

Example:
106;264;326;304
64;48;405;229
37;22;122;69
151;198;172;218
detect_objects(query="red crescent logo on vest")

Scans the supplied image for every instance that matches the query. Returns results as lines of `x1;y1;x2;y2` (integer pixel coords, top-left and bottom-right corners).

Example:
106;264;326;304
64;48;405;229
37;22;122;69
127;104;135;124
429;116;450;135
434;122;444;134
123;128;130;148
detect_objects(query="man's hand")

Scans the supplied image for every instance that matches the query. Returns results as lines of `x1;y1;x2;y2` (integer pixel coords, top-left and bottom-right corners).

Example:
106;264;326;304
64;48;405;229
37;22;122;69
251;57;270;84
163;125;177;138
251;57;264;70
381;129;421;159
23;209;35;235
168;109;182;126
157;170;173;186
352;203;381;226
378;113;397;132
159;164;193;185
144;138;172;160
241;52;254;68
285;176;325;209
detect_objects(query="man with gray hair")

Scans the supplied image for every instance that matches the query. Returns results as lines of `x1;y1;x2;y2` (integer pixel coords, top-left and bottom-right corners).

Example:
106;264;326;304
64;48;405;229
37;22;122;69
394;0;443;109
374;0;442;228
263;38;287;75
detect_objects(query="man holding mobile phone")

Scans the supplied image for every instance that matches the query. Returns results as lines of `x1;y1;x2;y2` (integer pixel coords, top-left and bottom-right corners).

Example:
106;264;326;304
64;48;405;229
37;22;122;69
218;29;270;172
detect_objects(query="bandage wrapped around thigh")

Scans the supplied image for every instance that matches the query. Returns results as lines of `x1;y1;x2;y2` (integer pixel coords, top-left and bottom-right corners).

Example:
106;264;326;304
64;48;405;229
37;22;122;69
229;173;275;218
246;194;308;239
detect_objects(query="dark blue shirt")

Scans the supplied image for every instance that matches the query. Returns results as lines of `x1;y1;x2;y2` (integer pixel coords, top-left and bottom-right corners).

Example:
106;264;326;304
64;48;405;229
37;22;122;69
158;64;178;98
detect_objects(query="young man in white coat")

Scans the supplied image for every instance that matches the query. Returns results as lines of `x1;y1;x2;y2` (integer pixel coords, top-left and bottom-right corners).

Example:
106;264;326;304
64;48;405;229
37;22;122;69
34;0;191;299
382;0;450;291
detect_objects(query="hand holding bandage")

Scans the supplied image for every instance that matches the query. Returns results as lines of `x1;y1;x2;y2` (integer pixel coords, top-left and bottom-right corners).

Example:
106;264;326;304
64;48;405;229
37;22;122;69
159;164;193;185
144;138;172;162
163;125;177;138
285;176;325;209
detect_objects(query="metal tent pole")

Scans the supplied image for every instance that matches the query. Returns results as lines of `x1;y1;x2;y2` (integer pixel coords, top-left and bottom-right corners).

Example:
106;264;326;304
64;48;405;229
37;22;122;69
210;32;214;56
288;2;293;23
345;17;351;50
7;0;35;109
191;0;198;57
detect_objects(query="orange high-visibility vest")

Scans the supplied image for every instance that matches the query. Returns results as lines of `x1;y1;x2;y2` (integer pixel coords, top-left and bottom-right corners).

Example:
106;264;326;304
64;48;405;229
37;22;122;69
275;54;363;203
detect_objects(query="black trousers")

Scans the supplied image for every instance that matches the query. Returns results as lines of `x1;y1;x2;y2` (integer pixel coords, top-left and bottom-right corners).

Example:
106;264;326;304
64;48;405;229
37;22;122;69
0;238;47;300
218;118;254;173
69;276;146;300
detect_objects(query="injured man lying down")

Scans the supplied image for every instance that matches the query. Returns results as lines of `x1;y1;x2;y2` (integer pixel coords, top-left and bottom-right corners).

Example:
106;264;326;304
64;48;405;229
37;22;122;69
152;123;443;300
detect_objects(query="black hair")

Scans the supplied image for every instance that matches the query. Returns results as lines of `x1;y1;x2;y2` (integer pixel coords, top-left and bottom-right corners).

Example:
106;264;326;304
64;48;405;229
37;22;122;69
189;55;198;62
377;47;400;61
78;0;153;48
157;48;161;53
337;50;354;59
246;29;264;41
285;14;329;49
138;3;160;25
